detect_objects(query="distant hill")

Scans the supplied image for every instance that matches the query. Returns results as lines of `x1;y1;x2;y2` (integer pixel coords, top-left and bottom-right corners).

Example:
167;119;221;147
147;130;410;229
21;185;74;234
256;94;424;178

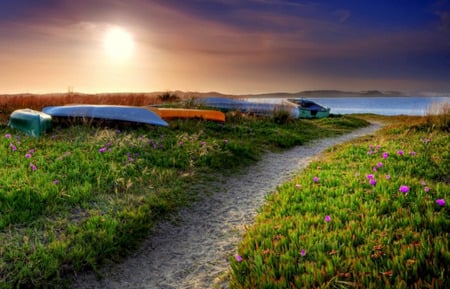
0;89;405;102
238;90;405;98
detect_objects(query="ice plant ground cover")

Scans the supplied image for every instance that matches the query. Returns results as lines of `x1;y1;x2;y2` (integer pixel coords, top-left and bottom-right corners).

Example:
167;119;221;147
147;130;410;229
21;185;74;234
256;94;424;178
230;115;449;288
0;112;368;289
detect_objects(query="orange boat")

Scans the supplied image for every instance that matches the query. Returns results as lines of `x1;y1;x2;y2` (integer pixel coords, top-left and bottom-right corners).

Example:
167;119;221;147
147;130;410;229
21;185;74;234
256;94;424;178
148;107;225;122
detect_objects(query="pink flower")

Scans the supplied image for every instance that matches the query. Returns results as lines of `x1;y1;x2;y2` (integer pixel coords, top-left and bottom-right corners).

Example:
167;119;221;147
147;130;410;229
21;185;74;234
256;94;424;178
53;179;60;185
410;151;416;156
424;186;430;192
399;185;409;193
300;249;306;256
235;254;243;262
397;150;404;156
377;162;383;168
29;163;37;171
385;174;391;180
99;147;106;153
421;180;426;186
372;167;377;172
5;133;11;139
9;144;17;151
382;152;389;159
201;141;206;146
366;174;374;180
25;153;32;158
436;199;445;206
313;176;319;183
324;215;331;222
369;179;377;186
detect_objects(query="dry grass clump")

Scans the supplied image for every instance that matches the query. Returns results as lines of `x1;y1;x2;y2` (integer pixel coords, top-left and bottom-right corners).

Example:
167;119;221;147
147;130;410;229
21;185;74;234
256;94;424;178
424;102;450;131
0;92;186;124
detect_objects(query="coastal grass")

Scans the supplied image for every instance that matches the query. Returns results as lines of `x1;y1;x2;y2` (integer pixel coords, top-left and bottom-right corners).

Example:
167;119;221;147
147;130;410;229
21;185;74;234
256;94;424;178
0;106;368;288
230;113;449;288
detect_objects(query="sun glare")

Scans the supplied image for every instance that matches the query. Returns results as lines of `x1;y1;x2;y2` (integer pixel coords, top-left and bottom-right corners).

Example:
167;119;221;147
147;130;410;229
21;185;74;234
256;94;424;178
103;27;134;61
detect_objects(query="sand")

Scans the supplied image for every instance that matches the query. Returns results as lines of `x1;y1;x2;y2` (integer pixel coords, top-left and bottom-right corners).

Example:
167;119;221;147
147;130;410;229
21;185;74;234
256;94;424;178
71;123;381;289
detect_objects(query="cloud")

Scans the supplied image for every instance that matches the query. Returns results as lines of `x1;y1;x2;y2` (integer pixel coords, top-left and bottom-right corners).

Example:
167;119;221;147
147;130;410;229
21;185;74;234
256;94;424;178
333;9;351;23
437;10;450;31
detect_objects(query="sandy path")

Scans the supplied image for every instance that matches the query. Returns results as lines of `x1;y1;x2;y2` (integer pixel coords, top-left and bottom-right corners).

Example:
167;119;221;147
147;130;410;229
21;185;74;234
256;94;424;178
72;124;381;289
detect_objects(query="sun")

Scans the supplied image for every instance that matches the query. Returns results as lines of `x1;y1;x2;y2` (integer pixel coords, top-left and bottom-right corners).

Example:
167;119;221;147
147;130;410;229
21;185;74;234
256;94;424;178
103;27;134;61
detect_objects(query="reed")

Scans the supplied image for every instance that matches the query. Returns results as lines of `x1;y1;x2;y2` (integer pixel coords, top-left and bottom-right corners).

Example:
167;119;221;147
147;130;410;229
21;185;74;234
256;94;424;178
424;102;450;131
0;92;180;123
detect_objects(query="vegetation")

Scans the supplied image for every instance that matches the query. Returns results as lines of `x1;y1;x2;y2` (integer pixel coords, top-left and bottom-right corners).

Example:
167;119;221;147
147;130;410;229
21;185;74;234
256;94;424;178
230;112;449;288
0;92;176;123
0;95;369;289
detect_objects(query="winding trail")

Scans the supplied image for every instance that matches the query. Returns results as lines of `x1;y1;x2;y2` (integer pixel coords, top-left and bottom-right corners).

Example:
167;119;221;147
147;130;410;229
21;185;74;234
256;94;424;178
72;124;381;289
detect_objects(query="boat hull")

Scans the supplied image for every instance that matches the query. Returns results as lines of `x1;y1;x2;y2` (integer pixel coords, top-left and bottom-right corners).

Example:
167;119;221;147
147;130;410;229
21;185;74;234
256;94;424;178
43;105;168;127
298;108;330;118
148;107;225;122
8;109;52;137
285;98;330;118
196;97;299;118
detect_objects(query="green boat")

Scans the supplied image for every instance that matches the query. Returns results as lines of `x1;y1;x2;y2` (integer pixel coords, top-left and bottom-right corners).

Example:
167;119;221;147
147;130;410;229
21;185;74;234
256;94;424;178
8;109;52;137
285;98;331;118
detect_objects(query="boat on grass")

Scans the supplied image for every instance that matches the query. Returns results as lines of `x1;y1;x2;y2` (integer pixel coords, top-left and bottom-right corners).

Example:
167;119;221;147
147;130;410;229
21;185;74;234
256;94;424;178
148;107;225;122
43;105;168;127
284;98;330;118
8;109;52;137
195;97;299;118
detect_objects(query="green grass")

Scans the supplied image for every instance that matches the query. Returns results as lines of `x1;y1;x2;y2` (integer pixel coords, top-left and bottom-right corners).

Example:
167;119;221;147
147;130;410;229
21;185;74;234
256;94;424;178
0;113;368;289
230;116;449;288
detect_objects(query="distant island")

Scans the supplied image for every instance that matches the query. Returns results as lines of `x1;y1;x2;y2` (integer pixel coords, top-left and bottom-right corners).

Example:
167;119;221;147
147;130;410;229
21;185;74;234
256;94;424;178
240;90;405;98
0;89;409;101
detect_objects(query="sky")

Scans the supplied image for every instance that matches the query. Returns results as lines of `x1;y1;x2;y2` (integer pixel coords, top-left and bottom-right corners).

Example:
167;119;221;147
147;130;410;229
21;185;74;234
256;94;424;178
0;0;449;95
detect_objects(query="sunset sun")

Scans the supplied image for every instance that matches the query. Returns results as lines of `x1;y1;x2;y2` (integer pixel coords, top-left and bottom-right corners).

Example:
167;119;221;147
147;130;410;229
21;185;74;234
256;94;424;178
103;26;134;60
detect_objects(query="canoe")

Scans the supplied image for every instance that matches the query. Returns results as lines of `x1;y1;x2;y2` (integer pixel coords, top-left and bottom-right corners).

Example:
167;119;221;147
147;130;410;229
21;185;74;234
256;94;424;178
148;107;225;122
42;105;168;127
8;109;52;137
195;97;299;118
284;98;330;118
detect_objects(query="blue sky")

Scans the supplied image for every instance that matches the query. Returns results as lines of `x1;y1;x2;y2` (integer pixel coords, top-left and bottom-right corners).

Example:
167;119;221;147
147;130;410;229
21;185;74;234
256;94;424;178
0;0;449;95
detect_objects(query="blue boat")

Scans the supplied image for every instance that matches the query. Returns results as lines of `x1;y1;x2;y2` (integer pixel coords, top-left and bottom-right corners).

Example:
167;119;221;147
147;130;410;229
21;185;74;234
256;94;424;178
196;97;299;118
42;105;168;127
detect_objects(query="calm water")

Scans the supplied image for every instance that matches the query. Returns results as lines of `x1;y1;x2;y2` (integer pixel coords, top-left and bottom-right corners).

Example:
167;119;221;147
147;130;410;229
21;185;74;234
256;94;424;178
248;97;450;116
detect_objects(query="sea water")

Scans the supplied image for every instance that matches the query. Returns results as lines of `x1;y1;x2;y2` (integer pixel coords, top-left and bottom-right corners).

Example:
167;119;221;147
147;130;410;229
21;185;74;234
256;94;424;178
247;97;450;116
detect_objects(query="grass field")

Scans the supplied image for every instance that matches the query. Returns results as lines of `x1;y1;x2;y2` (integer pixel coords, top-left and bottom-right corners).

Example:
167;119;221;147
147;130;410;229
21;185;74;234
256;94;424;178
0;94;370;289
230;110;449;288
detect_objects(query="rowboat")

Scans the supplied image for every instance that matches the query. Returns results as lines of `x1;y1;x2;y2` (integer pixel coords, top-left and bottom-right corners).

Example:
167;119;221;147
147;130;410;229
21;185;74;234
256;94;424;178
148;107;225;122
195;97;299;118
8;109;52;137
42;105;168;126
284;98;330;118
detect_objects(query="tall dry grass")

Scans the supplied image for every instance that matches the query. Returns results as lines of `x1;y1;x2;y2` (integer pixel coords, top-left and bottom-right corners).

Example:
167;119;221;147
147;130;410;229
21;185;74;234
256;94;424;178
424;102;450;131
0;92;186;124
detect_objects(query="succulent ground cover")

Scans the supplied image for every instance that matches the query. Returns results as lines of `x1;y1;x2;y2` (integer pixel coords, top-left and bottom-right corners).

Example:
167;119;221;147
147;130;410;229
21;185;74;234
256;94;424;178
0;112;368;289
230;114;449;288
